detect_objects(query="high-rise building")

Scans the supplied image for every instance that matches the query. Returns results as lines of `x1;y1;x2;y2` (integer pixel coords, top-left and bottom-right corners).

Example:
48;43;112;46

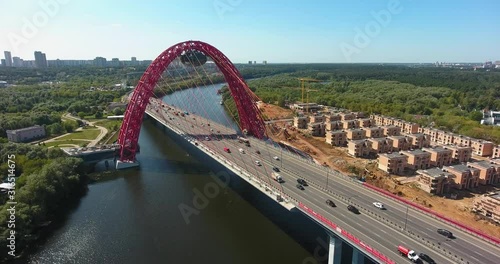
34;51;47;68
12;57;23;67
4;51;12;67
94;57;107;67
1;59;5;67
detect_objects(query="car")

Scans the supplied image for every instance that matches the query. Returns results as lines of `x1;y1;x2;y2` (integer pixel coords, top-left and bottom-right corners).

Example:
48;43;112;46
273;156;279;160
373;202;385;209
223;147;230;153
296;184;305;190
255;150;261;154
326;199;336;207
272;167;280;172
418;253;436;264
255;160;261;166
205;136;210;141
347;205;359;214
238;148;245;154
437;228;453;238
297;178;308;186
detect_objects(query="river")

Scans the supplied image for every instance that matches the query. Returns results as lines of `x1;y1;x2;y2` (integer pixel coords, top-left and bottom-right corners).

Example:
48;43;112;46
16;83;331;264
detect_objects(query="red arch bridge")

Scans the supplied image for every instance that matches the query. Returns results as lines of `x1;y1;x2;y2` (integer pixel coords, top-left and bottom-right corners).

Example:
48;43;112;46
114;40;500;264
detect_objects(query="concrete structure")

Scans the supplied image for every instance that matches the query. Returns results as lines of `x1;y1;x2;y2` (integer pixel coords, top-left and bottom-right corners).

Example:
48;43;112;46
443;145;472;163
325;121;342;131
378;153;407;175
326;130;347;147
493;145;500;158
309;115;325;124
468;161;500;185
293;116;308;129
408;133;431;149
341;120;358;130
364;127;384;138
339;112;355;121
325;114;341;122
470;139;494;157
402;149;432;170
473;192;500;224
346;128;365;140
352;112;365;118
290;103;322;112
388;135;411;151
348;139;372;158
382;125;400;137
420;127;439;143
444;164;480;190
308;122;326;137
34;51;47;68
436;131;456;145
3;51;12;67
481;110;500;126
401;122;420;134
357;118;372;128
370;114;385;126
453;135;473;147
416;168;452;195
368;137;393;154
12;56;23;67
6;125;46;143
423;147;452;167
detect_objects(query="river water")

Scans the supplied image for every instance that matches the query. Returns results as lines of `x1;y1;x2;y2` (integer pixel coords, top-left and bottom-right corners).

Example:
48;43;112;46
17;83;331;264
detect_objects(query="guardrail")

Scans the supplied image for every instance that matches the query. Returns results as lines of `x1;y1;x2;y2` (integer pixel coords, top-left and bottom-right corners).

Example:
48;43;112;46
298;203;396;264
363;183;500;247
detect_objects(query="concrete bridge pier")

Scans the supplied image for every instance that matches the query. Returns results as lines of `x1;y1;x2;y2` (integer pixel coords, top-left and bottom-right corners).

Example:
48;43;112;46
328;234;342;264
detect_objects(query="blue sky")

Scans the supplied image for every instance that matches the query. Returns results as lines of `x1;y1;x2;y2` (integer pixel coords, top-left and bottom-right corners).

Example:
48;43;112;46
1;0;499;63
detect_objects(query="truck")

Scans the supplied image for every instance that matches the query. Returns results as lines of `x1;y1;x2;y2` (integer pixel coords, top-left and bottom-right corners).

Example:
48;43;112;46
271;172;284;183
397;245;420;262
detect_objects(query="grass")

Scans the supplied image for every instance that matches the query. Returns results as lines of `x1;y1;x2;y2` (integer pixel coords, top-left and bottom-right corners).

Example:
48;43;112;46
43;140;88;147
57;128;101;140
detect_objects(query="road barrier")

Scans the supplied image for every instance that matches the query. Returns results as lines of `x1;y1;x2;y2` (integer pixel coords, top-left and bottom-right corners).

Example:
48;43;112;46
363;183;500;246
298;203;396;264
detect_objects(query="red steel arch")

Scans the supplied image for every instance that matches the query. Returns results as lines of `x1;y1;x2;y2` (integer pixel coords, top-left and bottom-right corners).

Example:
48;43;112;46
118;40;267;162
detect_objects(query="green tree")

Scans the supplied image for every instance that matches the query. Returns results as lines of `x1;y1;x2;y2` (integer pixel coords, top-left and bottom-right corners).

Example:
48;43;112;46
78;112;86;119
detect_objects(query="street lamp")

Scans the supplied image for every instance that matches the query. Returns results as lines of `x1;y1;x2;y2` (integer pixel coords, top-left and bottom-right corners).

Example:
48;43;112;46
404;198;416;230
280;147;283;168
326;168;329;189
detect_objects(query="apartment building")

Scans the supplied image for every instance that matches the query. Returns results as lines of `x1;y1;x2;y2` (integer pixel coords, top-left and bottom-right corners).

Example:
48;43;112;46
358;118;373;128
346;128;366;140
325;114;341;122
309;115;326;124
370;114;385;126
473;192;500;224
339;112;355;121
420;127;439;143
364;127;384;138
407;133;431;149
453;135;473;147
368;137;393;154
436;131;456;145
382;125;401;137
388;135;411;151
468;161;500;185
293;116;308;129
443;145;472;163
444;164;480;190
402;149;432;170
378;153;407;175
470;139;494;157
401;122;420;134
307;122;326;137
383;117;396;126
494;145;500;158
342;120;358;130
326;130;347;147
325;121;342;131
416;168;452;195
423;147;452;167
6;125;46;143
352;112;365;118
348;139;372;157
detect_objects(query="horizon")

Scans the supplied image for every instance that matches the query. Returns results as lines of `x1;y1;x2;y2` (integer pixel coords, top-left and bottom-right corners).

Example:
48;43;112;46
1;0;499;63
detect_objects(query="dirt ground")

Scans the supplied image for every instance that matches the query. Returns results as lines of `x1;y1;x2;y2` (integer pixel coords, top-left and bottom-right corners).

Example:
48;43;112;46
261;104;500;239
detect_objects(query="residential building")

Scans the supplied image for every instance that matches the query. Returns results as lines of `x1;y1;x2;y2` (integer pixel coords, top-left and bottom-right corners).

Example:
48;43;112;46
290;103;322;112
473;192;500;224
325;121;342;131
348;139;372;158
481;110;500;126
326;130;347;147
416;168;452;195
34;51;47;68
12;57;23;67
407;133;431;149
94;56;107;67
444;164;480;190
364;127;384;138
382;125;400;137
423;147;452;167
436;131;456;145
402;149;432;170
293;116;308;129
378;153;407;175
493;145;500;158
325;114;341;122
6;125;46;143
3;51;12;67
307;122;326;137
309;115;325;124
388;135;411;151
339;112;355;121
468;161;500;185
470;139;494;157
443;145;472;163
341;120;358;129
352;112;365;118
453;135;473;147
420;127;440;143
368;137;393;154
357;118;373;128
401;122;420;134
370;114;385;126
346;128;365;140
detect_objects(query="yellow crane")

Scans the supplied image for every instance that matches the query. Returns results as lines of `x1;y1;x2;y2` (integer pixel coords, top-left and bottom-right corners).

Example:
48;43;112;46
306;88;319;113
298;78;320;104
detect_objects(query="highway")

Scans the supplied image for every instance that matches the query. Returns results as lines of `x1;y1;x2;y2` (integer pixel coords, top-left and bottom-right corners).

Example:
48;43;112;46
148;100;500;264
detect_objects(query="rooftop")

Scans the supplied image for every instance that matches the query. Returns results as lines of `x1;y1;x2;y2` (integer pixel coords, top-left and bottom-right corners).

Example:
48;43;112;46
402;149;430;156
446;164;479;172
6;125;43;133
468;161;498;169
423;146;451;153
387;135;408;140
381;152;406;159
417;167;450;178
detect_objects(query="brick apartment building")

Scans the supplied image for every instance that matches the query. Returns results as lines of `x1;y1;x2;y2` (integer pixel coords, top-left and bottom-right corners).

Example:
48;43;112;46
407;133;431;149
326;131;347;147
494;145;500;158
388;135;412;151
293;116;307;129
339;112;355;121
382;125;401;137
453;135;473;147
473;192;500;224
325;121;342;131
436;131;456;145
358;118;373;128
442;145;472;163
416;168;452;195
309;115;326;124
378;153;407;175
348;139;372;157
325;114;341;122
368;137;393;154
307;122;326;137
342;120;358;130
402;149;432;170
470;139;494;157
364;127;384;138
444;164;480;190
346;128;365;140
468;161;500;185
423;147;452;167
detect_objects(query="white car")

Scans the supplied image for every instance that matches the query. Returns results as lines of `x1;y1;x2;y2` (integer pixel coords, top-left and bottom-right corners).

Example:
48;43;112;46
373;202;385;209
255;160;261;166
239;148;245;154
273;156;279;160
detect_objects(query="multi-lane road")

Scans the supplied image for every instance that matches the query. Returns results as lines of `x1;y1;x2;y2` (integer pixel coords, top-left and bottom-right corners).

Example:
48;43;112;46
148;100;500;264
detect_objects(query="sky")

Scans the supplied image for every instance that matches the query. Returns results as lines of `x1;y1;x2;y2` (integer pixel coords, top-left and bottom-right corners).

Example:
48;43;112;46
0;0;499;63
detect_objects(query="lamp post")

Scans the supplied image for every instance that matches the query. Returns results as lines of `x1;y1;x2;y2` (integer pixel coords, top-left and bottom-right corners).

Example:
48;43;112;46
404;206;409;230
280;147;283;168
326;168;329;189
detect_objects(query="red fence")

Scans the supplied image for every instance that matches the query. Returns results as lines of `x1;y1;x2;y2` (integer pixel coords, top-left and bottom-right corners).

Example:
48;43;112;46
298;202;396;264
362;183;500;246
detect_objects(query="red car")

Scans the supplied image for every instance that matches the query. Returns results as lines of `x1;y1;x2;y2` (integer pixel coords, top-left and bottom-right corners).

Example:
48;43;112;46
224;147;230;153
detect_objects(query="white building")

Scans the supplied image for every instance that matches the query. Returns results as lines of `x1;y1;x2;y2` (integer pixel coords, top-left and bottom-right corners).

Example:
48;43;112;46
6;125;46;143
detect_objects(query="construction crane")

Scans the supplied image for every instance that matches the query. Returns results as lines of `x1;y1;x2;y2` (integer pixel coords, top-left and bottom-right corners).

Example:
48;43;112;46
306;88;319;113
298;78;320;104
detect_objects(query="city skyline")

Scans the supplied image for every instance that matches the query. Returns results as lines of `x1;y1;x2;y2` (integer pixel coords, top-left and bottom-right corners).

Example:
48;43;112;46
1;0;499;63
